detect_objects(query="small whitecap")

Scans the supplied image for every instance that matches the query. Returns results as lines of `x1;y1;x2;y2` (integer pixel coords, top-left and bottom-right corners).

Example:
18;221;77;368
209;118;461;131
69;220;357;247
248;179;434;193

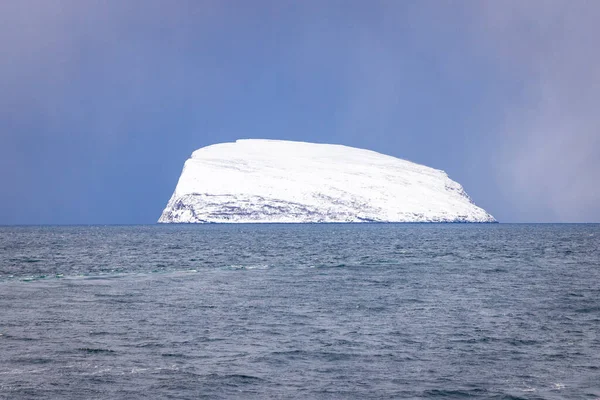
227;264;269;270
245;264;269;270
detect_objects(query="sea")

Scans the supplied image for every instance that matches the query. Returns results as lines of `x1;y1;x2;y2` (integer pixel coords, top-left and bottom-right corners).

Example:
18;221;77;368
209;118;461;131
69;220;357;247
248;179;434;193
1;224;599;399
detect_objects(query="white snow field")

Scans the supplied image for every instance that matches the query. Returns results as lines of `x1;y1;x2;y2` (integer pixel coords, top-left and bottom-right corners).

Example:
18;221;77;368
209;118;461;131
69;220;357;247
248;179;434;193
159;139;495;223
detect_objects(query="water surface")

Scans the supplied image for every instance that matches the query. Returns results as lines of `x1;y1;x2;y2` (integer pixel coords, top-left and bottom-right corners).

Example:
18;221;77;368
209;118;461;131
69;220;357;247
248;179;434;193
1;224;599;399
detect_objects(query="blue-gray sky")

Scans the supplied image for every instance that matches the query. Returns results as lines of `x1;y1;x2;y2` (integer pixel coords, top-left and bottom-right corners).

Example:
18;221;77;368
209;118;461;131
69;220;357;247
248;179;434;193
1;0;599;224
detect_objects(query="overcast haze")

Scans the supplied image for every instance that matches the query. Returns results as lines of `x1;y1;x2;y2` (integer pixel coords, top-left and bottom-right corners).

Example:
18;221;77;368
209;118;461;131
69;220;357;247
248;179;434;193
1;0;599;224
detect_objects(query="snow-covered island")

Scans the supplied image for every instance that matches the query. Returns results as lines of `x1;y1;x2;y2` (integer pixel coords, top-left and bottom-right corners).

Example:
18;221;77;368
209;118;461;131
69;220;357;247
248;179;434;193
159;139;496;223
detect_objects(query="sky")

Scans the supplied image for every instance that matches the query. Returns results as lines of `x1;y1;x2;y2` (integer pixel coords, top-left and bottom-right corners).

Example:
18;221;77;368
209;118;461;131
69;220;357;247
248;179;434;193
1;0;599;224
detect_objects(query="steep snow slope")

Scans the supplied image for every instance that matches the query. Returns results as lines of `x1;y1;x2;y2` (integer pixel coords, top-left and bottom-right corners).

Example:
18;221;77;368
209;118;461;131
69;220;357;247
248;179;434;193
159;139;495;223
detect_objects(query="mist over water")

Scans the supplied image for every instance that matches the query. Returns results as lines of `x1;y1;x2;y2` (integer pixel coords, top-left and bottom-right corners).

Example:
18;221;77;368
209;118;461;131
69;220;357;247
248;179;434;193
1;224;599;399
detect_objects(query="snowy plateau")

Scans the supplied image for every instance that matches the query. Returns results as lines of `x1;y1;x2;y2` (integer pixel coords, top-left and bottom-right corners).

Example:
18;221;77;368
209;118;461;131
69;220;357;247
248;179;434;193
159;139;495;223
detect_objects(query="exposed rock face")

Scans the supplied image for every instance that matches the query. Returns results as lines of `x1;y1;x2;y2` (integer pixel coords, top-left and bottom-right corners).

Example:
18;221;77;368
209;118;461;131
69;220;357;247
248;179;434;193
159;139;495;223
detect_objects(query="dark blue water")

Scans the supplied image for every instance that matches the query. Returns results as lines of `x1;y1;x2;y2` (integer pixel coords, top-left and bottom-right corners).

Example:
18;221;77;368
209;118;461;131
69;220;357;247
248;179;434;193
1;224;599;399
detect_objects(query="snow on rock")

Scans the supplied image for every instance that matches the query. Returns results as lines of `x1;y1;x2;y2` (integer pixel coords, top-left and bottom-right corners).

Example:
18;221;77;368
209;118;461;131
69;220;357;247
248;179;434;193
159;139;496;223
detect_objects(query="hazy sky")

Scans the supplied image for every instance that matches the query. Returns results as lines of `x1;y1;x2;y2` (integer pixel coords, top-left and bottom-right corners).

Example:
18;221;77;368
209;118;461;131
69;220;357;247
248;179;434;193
1;0;599;224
